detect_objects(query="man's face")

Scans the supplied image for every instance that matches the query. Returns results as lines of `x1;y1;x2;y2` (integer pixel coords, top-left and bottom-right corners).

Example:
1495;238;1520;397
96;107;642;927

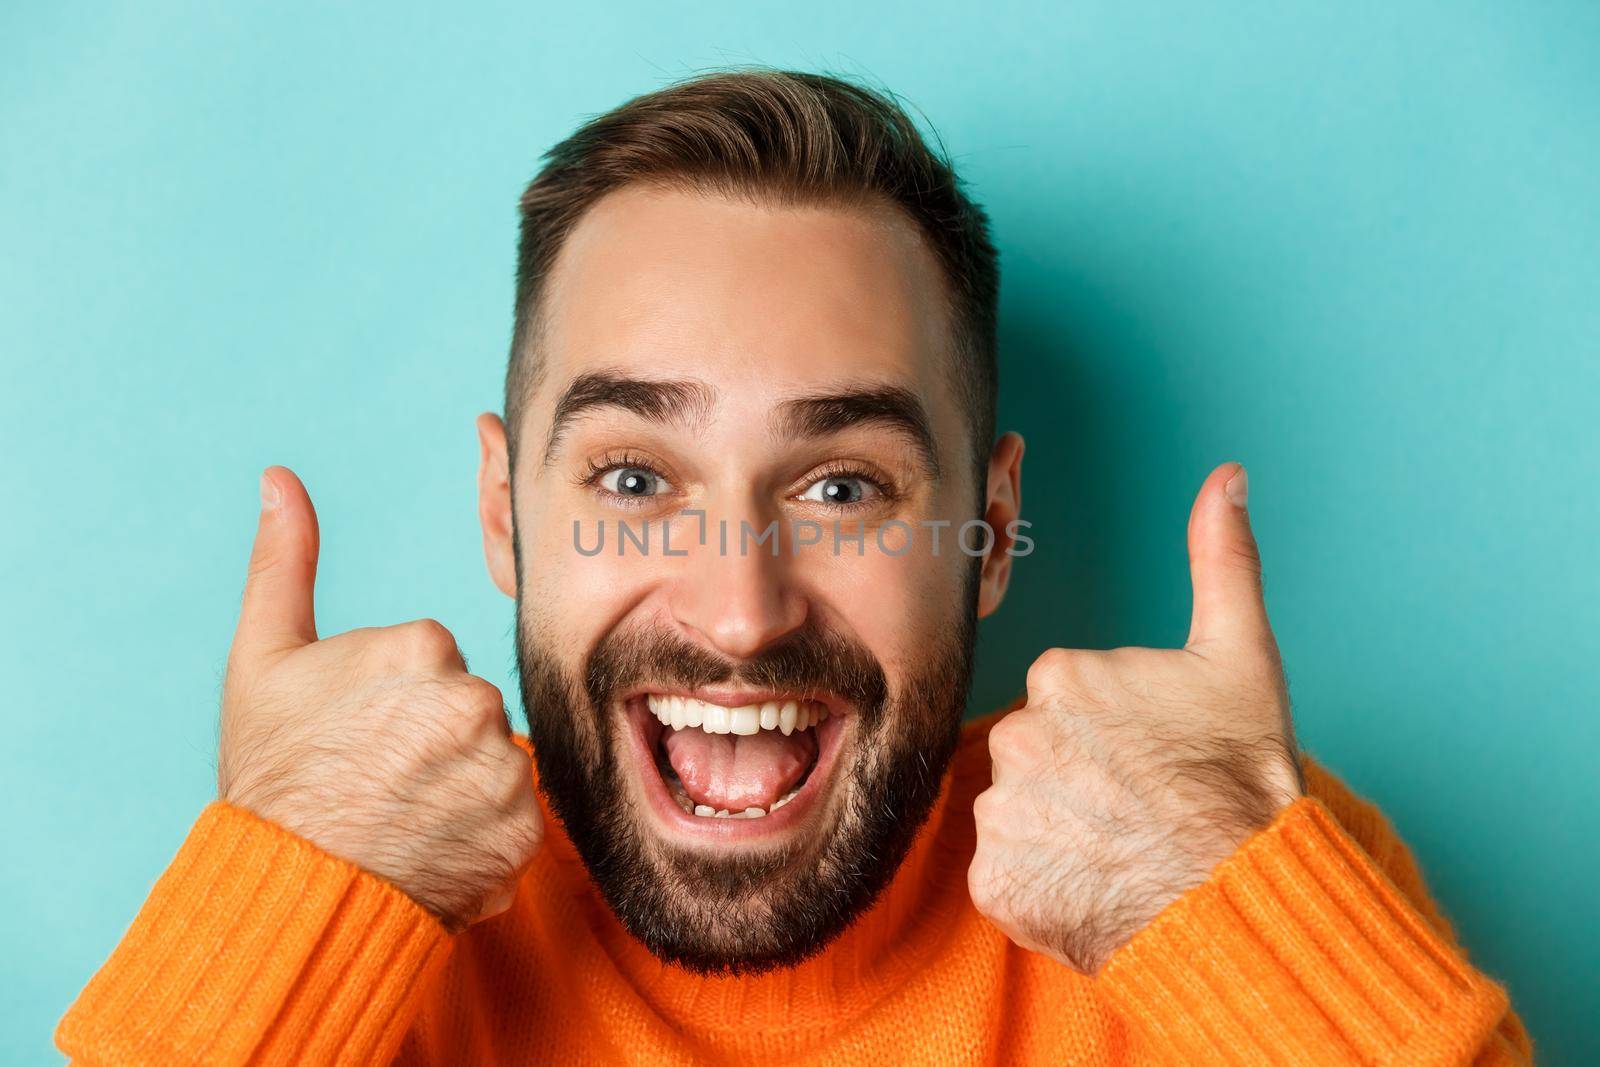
477;184;1020;973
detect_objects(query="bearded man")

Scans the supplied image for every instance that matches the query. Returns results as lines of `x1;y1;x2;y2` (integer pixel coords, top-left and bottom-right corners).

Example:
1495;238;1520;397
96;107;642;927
58;68;1530;1065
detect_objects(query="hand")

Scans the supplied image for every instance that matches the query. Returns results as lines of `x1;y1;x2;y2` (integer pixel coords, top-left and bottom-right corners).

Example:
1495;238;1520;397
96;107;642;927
968;461;1303;974
217;465;543;932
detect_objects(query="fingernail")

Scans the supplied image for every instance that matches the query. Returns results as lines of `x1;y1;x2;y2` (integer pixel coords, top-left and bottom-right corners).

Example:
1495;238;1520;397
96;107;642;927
260;470;281;510
1224;464;1249;508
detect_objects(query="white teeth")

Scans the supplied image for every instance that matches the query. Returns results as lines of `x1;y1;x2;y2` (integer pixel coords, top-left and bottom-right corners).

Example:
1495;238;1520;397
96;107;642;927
646;694;831;737
682;797;791;819
666;774;804;820
704;703;731;734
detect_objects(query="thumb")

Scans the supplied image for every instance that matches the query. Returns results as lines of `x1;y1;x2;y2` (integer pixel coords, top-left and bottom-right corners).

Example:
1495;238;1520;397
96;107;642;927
233;465;320;661
1185;461;1271;651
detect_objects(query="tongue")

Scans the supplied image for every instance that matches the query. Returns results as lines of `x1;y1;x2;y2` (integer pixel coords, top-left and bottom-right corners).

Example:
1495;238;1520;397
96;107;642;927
662;727;818;811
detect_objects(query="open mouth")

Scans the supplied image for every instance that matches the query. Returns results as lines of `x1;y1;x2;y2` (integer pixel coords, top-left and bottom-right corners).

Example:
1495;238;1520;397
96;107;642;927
619;689;851;839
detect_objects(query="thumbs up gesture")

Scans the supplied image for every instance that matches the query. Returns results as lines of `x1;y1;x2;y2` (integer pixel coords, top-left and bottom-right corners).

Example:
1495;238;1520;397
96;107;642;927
968;462;1303;974
217;466;543;932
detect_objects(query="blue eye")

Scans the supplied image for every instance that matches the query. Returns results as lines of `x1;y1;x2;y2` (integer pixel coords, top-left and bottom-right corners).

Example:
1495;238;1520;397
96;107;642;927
601;467;669;497
799;475;876;506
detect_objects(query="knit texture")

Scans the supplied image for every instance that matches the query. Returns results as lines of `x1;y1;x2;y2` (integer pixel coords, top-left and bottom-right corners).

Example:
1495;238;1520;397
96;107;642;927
58;709;1532;1065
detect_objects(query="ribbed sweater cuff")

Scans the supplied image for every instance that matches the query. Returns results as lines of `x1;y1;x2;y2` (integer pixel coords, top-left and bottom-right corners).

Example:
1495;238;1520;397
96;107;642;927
57;800;453;1066
1098;796;1510;1066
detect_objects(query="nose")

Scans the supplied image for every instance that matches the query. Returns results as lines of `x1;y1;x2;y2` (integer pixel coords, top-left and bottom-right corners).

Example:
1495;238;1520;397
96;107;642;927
666;516;808;660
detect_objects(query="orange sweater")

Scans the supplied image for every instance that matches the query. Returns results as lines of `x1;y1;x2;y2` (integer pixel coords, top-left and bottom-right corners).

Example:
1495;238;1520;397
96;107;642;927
58;709;1531;1065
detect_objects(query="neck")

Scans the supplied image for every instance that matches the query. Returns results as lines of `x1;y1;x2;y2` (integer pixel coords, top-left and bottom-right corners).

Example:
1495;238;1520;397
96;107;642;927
525;741;969;1033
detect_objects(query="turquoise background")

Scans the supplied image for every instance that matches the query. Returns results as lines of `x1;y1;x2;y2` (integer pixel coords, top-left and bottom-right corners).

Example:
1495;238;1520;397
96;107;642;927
3;2;1596;1062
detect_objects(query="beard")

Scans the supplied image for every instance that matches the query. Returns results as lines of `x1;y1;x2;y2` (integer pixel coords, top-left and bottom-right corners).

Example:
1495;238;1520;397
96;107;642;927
513;578;979;976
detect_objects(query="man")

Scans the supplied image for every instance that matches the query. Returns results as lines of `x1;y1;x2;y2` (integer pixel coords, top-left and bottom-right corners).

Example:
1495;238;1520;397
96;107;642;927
58;68;1530;1064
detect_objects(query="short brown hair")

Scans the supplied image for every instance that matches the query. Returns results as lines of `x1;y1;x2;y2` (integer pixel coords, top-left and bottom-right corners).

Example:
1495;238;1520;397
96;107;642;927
505;67;1000;492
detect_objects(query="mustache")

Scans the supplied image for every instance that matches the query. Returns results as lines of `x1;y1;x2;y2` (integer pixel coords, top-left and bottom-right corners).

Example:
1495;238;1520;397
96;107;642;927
583;623;890;722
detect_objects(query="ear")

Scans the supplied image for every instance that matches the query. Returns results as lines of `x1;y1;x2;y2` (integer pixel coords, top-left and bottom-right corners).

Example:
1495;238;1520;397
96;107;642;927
476;412;517;599
976;431;1025;619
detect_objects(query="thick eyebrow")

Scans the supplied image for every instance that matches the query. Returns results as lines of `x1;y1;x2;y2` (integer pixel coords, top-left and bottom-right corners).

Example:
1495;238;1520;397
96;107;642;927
542;371;716;464
773;385;942;480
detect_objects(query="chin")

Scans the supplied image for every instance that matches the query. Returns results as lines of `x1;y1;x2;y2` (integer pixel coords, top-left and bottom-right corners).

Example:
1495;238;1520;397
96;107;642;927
515;616;973;977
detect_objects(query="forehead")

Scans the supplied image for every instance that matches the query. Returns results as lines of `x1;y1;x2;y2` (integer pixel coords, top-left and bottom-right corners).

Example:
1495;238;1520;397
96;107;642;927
531;183;958;421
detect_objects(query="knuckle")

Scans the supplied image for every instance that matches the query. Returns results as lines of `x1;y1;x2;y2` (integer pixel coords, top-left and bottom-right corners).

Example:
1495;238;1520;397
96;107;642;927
965;853;1006;918
397;617;458;661
1227;541;1264;577
467;687;508;739
986;713;1038;768
469;677;508;719
244;547;281;585
495;754;534;808
971;785;1005;827
1026;647;1077;691
965;851;989;895
450;676;507;731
